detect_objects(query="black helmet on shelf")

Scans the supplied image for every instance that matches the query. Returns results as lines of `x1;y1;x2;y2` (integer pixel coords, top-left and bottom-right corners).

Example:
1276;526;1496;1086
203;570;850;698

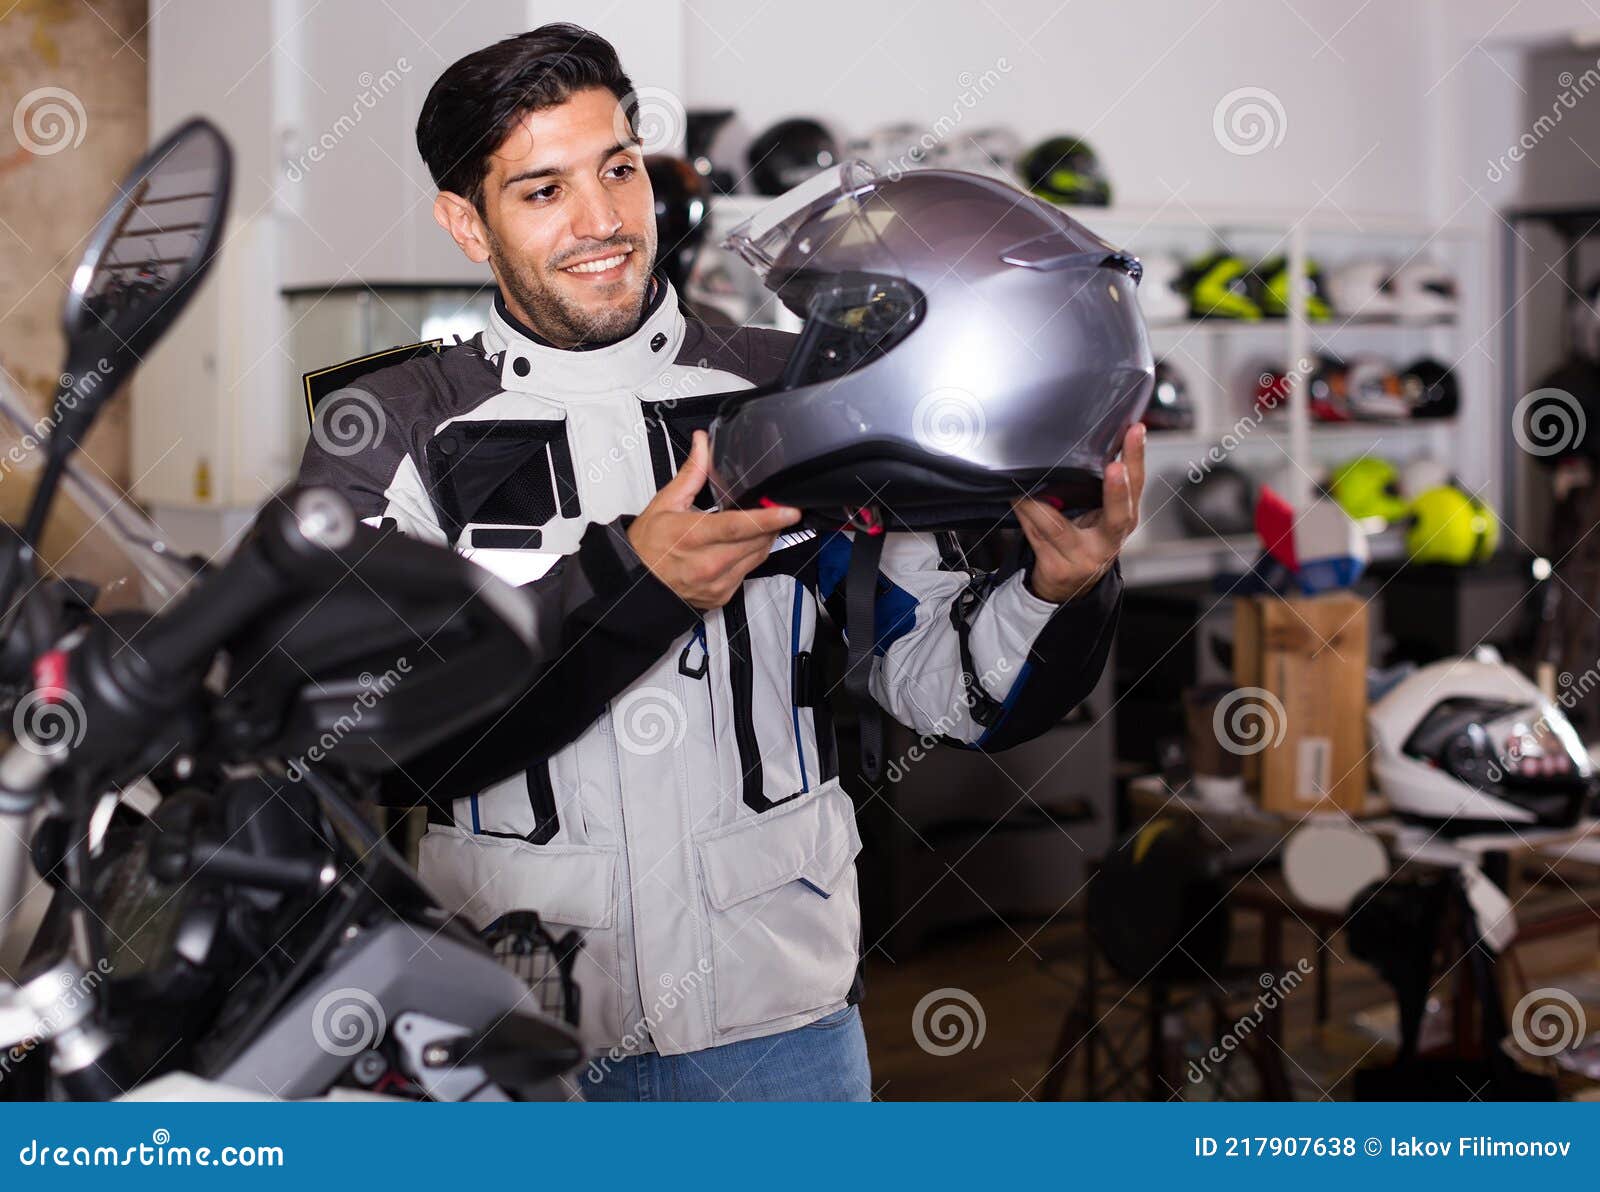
644;155;709;292
1017;135;1112;206
1143;357;1196;432
747;117;839;197
1179;463;1255;538
685;109;744;195
1399;357;1459;420
708;162;1153;529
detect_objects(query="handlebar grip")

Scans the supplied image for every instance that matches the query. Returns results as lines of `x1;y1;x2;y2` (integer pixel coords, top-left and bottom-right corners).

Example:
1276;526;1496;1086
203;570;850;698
119;489;360;683
183;841;331;894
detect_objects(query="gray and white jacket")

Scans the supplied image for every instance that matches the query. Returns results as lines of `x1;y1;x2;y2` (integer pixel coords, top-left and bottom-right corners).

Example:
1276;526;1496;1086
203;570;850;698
296;281;1121;1057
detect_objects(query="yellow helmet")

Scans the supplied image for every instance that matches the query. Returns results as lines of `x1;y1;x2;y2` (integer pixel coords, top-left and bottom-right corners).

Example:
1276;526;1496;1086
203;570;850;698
1406;486;1498;565
1328;457;1408;524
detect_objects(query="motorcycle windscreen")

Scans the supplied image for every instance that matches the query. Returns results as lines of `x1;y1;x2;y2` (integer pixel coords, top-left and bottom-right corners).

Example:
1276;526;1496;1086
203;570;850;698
0;379;194;613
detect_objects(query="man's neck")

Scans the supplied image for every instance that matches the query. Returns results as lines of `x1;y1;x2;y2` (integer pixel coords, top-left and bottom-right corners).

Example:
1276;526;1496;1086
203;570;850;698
495;277;662;352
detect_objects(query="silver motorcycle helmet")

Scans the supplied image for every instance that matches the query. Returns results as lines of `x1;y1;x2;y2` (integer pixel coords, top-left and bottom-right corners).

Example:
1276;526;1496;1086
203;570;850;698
707;162;1154;529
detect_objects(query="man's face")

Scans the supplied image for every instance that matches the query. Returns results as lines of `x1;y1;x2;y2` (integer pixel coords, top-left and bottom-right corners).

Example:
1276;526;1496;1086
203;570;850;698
463;87;657;347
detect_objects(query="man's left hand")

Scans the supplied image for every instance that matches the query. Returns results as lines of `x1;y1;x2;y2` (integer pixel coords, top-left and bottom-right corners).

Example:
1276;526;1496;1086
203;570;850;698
1012;422;1146;604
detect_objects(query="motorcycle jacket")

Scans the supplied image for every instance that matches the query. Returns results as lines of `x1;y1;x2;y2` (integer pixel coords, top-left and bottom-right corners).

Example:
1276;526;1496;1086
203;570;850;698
296;279;1122;1057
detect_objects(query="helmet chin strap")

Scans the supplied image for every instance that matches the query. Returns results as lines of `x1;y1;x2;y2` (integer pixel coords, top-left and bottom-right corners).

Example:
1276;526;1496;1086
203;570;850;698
842;506;887;784
842;505;884;536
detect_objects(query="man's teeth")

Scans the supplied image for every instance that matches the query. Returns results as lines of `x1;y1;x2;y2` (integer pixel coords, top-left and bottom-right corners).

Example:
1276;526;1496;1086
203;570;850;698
565;252;628;274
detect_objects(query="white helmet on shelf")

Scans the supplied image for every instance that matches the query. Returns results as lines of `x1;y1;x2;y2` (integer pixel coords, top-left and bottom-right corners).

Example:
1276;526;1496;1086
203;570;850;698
931;126;1023;184
1369;657;1593;835
1346;355;1410;420
1326;260;1397;320
1389;261;1458;322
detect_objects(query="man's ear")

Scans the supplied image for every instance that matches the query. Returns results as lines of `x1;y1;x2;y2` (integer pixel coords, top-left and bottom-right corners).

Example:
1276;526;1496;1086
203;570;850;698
433;191;491;264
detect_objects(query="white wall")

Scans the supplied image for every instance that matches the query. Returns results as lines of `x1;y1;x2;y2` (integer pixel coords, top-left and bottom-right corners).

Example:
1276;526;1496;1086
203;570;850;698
684;0;1435;217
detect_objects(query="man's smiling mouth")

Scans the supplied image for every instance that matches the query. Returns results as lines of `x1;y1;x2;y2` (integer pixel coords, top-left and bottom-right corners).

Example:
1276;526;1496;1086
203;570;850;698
562;246;633;275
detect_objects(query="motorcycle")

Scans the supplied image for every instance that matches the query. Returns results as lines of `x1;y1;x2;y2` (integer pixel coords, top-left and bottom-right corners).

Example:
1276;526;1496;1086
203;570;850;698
0;119;585;1101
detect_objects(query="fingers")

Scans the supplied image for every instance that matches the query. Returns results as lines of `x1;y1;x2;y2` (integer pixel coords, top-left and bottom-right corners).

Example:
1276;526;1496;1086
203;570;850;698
1122;422;1147;522
1014;497;1087;557
653;430;712;512
1099;460;1136;540
696;502;801;542
686;533;782;607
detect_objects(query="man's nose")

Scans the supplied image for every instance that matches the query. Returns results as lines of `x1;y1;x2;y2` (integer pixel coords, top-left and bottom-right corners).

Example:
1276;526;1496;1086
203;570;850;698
570;179;623;243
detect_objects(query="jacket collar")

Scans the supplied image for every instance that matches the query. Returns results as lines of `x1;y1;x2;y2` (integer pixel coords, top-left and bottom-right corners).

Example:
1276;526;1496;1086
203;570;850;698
481;277;686;397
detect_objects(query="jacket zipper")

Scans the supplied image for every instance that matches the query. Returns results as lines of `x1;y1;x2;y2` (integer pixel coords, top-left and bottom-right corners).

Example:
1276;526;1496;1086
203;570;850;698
722;590;767;812
603;702;650;1049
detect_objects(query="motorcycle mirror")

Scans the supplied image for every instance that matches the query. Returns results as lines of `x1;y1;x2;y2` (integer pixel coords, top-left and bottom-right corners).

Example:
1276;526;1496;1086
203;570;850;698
58;117;231;423
1;118;231;620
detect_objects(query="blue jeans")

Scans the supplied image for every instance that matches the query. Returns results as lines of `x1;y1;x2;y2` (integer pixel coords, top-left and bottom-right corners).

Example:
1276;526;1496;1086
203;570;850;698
577;1005;872;1101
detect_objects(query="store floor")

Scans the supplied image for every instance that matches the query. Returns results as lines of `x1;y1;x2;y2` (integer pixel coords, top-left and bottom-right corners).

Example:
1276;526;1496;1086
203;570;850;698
857;871;1600;1101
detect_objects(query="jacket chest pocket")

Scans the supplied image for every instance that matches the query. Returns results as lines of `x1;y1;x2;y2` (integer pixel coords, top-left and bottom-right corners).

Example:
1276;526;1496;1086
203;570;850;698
424;419;580;549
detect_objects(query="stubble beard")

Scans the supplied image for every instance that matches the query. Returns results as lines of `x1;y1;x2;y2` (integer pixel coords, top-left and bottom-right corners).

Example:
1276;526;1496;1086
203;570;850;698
488;225;655;348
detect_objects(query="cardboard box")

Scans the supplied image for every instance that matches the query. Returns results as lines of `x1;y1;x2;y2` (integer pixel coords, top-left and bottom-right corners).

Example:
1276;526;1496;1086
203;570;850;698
1233;592;1370;815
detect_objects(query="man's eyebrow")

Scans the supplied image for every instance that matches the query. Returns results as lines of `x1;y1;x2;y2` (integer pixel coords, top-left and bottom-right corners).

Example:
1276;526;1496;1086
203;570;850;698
500;142;636;190
502;162;565;189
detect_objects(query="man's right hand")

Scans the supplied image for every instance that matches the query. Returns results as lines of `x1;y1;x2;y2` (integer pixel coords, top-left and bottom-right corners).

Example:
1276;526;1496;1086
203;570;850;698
628;430;801;610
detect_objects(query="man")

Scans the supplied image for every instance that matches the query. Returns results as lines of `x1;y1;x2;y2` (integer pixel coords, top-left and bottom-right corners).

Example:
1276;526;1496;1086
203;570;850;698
296;23;1143;1101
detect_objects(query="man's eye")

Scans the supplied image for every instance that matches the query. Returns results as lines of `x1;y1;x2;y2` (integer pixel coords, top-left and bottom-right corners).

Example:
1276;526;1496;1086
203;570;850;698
527;185;559;203
607;163;636;181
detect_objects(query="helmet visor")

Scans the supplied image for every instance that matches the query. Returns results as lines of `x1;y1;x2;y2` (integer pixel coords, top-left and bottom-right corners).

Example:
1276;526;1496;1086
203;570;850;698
724;161;925;384
1406;696;1593;799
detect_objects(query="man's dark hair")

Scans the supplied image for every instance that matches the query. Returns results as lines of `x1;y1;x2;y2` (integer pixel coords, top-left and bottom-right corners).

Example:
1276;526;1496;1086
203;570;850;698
416;23;635;211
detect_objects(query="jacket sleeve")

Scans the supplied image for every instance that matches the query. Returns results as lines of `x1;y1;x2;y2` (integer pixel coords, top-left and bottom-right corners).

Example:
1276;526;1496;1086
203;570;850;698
819;530;1121;751
382;517;698;804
